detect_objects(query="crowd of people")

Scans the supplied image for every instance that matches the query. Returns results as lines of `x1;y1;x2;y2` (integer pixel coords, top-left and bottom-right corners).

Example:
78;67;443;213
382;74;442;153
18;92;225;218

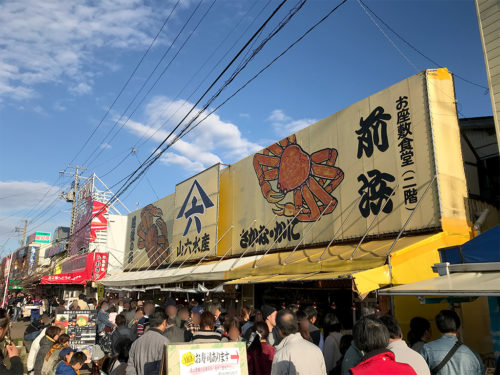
0;293;490;375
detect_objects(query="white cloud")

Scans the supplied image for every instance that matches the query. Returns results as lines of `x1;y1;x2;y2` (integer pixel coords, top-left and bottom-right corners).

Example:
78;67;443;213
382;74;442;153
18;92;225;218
100;143;112;149
53;102;66;111
123;96;262;172
0;180;66;247
268;109;317;136
33;105;47;116
0;181;62;213
0;0;176;100
69;82;92;95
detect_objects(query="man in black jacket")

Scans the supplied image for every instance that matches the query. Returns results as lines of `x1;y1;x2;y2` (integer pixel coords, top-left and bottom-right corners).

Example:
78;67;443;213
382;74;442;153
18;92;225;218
34;326;60;375
111;314;136;355
304;306;324;349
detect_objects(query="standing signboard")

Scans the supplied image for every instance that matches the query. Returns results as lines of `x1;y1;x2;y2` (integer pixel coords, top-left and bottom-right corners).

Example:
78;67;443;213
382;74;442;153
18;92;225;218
56;310;97;346
161;342;248;375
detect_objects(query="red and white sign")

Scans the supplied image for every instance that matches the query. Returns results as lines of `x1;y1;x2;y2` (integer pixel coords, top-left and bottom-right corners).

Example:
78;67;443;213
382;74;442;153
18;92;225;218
41;252;108;285
90;201;108;242
70;199;108;255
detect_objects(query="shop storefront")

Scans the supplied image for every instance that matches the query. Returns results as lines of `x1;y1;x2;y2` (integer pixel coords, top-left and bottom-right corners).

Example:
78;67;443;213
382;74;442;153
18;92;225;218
41;252;108;299
101;69;497;359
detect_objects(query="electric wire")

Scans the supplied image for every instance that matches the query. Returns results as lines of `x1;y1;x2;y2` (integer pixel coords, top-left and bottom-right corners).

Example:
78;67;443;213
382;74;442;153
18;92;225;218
184;0;349;139
83;0;210;169
94;0;270;182
135;0;299;174
69;0;181;167
98;0;291;210
357;0;489;92
53;0;292;249
133;151;160;200
133;0;271;150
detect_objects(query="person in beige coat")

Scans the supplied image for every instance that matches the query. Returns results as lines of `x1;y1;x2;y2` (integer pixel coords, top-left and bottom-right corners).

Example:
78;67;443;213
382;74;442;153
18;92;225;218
271;309;326;375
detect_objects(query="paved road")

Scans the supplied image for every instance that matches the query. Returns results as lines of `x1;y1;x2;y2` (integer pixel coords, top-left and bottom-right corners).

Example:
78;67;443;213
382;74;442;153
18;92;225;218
10;320;29;341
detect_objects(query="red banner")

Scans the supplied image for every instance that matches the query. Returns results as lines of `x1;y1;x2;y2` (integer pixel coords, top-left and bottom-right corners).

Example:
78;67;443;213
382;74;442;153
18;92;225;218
70;199;108;255
41;252;108;285
90;201;108;241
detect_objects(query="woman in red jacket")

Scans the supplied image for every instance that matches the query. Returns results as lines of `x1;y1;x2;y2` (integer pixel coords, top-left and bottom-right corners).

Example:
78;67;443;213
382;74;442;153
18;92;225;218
247;322;275;375
349;316;416;375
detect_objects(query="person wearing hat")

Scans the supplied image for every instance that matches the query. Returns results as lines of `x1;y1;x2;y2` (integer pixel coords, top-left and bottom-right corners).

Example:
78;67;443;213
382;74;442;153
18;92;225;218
184;306;203;341
91;345;108;375
59;347;76;364
261;305;280;347
56;351;86;375
164;298;182;328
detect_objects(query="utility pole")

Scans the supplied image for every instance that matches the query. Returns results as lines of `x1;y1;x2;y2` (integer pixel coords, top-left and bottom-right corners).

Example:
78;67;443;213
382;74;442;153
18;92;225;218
59;165;87;248
14;219;28;247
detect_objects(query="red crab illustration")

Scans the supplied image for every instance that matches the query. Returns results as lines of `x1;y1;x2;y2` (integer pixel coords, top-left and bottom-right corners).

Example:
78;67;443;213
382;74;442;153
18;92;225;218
137;204;169;267
253;135;344;222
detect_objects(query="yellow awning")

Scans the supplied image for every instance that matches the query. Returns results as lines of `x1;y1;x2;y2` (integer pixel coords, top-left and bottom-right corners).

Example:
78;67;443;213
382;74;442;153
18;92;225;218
224;232;470;295
225;271;352;285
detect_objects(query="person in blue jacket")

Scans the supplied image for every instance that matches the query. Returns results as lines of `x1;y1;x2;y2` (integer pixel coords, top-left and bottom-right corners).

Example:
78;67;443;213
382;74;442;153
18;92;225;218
56;351;86;375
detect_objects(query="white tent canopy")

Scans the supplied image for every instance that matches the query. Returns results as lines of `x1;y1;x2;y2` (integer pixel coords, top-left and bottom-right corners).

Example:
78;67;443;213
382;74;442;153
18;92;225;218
379;263;500;297
100;255;259;287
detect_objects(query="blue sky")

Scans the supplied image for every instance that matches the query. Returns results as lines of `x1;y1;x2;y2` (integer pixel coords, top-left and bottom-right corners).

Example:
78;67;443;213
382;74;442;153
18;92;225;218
0;0;492;254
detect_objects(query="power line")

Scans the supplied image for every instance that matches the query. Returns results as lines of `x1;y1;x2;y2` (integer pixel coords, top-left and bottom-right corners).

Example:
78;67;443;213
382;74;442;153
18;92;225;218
357;0;489;92
69;0;182;167
56;0;345;261
134;0;294;176
54;0;292;249
94;0;270;180
184;0;349;140
106;0;308;212
134;0;272;150
132;150;160;200
83;0;210;169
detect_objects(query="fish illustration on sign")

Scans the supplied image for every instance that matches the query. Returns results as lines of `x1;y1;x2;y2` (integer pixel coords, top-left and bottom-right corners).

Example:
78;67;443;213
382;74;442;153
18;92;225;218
136;204;169;267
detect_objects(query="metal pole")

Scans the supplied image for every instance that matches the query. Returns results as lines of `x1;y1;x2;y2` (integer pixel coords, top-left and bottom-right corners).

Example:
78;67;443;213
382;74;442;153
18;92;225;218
20;220;28;247
253;208;303;268
386;176;437;294
350;184;399;260
386;176;437;258
173;226;231;275
189;226;233;274
229;215;278;270
283;201;333;265
209;246;233;272
318;195;362;262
